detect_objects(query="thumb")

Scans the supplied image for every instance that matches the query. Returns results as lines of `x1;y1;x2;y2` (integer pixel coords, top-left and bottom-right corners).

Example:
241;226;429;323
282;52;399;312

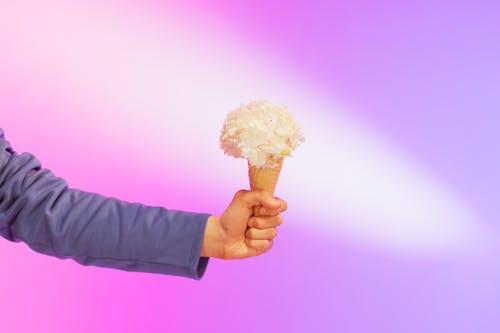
232;190;282;210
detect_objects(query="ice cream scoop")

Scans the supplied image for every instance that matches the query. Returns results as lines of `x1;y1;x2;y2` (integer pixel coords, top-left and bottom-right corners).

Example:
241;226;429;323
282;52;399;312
220;100;304;216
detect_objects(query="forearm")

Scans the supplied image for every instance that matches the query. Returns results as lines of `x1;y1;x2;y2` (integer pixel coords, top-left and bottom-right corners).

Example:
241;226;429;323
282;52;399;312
0;129;209;279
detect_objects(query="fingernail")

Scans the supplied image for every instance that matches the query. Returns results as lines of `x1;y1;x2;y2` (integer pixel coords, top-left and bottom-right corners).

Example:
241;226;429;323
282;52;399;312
260;207;268;215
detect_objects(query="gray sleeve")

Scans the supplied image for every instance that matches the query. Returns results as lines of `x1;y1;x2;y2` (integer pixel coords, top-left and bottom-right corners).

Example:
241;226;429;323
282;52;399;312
0;129;209;279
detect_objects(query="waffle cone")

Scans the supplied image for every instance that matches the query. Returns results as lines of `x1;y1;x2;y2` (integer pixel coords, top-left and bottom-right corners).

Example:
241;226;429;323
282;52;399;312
248;157;284;216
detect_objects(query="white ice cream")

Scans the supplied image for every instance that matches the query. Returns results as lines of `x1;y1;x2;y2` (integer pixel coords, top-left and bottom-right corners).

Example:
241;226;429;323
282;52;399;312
220;100;304;168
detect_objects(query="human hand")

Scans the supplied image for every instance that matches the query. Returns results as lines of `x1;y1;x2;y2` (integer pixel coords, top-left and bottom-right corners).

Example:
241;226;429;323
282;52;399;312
200;190;287;259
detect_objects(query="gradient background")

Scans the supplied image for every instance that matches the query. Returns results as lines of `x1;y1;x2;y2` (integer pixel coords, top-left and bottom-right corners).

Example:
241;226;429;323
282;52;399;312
1;0;500;332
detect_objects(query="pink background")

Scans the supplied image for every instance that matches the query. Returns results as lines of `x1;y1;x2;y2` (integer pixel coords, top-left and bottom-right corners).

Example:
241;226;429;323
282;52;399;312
1;0;499;332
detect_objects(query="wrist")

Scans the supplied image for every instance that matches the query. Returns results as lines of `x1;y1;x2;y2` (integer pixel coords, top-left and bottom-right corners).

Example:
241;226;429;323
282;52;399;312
200;215;223;258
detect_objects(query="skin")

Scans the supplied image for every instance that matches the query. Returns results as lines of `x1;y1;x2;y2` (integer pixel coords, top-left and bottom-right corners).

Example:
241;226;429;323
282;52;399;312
200;190;287;259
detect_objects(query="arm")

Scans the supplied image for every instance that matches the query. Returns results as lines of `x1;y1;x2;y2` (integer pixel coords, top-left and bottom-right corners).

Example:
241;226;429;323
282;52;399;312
0;129;209;279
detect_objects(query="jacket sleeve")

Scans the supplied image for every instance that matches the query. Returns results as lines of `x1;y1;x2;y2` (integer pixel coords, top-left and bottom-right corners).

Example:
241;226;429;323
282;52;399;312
0;129;209;279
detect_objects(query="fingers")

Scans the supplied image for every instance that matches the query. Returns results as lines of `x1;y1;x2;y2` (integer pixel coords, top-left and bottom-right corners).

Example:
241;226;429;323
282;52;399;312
233;190;287;214
246;227;278;240
225;190;286;257
258;201;287;216
245;216;281;255
245;239;273;253
248;215;282;229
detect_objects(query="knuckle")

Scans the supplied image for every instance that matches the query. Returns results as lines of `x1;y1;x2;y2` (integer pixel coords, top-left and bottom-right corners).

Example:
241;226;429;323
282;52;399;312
253;217;262;229
248;217;256;228
280;200;288;212
234;189;248;199
256;243;267;255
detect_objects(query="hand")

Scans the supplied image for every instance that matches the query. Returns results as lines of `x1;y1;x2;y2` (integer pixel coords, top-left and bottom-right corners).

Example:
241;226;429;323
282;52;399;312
201;190;287;259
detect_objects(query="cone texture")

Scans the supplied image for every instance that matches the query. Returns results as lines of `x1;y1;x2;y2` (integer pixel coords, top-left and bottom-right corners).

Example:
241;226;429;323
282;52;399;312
248;157;284;216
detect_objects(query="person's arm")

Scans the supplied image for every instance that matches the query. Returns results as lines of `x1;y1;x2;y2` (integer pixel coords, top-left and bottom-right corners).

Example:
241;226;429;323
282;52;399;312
0;129;209;279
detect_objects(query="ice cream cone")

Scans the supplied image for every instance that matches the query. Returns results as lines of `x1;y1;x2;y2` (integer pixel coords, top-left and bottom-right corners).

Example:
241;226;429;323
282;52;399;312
248;157;284;217
220;100;303;217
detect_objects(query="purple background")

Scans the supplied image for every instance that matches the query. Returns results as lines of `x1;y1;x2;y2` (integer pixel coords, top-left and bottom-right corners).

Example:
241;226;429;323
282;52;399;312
1;0;499;332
